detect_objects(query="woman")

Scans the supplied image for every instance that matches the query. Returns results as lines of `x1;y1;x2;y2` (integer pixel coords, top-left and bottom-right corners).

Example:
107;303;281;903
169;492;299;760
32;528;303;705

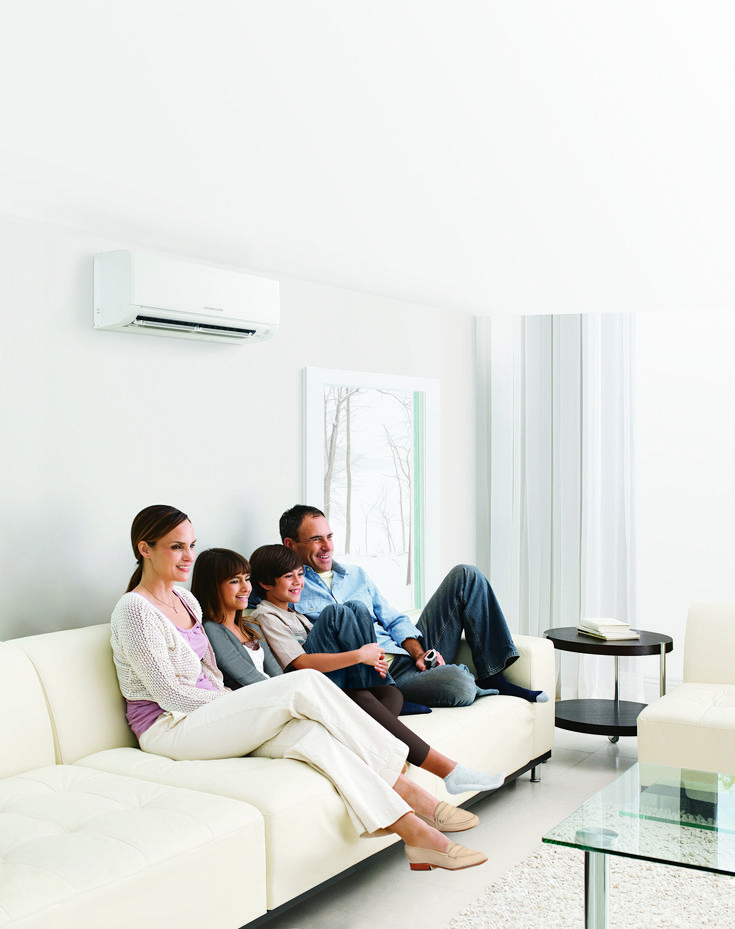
243;543;505;796
110;504;487;871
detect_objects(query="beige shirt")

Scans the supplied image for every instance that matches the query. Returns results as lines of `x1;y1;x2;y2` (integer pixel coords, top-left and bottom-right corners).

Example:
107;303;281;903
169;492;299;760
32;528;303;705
250;599;313;670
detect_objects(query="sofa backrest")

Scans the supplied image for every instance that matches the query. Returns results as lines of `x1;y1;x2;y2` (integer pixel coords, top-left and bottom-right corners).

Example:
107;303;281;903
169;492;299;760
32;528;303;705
9;623;137;764
684;601;735;685
0;641;57;776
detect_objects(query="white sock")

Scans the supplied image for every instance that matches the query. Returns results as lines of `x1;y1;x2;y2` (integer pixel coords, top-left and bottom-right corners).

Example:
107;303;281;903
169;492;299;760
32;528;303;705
443;764;506;795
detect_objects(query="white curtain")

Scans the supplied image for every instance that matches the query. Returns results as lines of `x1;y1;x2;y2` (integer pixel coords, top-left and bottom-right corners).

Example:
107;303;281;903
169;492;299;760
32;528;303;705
476;313;639;700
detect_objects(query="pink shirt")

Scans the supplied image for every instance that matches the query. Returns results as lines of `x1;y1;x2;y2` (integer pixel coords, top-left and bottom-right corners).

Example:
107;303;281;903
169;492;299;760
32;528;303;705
126;598;219;738
177;622;220;693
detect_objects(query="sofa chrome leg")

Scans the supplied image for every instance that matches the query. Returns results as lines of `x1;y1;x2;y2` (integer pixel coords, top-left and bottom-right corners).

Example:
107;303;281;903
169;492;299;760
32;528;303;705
530;766;541;783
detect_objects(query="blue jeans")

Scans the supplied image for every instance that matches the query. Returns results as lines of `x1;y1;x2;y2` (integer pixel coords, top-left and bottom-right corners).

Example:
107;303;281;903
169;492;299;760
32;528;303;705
388;564;519;707
304;601;394;691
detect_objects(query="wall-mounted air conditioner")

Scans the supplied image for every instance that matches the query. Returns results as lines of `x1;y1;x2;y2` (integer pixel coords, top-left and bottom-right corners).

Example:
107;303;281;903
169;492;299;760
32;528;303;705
93;250;279;344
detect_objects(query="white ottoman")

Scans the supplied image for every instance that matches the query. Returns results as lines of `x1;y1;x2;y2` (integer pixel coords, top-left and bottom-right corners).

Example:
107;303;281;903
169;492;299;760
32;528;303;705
637;602;735;775
637;683;735;774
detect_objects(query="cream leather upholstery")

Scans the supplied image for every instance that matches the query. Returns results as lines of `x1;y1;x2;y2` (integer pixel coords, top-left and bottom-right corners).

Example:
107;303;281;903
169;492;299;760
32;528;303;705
0;766;266;929
1;624;555;926
0;639;266;929
637;602;735;774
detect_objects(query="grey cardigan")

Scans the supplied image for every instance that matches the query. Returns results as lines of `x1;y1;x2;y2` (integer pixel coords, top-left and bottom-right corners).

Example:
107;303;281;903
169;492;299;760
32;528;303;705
203;620;283;689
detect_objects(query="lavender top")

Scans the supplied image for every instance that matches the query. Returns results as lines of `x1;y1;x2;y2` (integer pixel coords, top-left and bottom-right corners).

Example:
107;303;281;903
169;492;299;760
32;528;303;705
125;597;220;737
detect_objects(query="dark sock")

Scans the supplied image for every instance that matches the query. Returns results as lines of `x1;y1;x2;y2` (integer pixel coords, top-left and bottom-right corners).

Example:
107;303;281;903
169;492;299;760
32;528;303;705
479;673;549;704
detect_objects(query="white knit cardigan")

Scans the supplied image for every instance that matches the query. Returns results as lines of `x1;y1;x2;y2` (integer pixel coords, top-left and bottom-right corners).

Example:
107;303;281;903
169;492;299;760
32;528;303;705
111;587;227;714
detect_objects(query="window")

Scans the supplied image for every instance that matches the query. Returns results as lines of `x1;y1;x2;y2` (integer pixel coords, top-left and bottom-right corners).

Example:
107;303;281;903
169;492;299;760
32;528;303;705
304;368;439;610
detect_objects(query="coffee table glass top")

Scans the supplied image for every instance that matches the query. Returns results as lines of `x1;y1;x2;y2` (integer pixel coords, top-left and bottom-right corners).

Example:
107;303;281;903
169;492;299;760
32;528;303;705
543;763;735;875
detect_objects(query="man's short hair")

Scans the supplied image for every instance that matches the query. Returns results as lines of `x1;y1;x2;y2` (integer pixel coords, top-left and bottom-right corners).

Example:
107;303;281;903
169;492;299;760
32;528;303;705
279;505;326;542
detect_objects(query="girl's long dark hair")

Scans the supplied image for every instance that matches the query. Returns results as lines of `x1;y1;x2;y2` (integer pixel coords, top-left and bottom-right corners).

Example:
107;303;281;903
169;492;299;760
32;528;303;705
191;547;261;643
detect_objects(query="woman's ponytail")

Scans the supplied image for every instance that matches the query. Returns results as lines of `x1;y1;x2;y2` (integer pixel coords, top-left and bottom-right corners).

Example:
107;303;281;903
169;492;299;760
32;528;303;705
127;560;144;592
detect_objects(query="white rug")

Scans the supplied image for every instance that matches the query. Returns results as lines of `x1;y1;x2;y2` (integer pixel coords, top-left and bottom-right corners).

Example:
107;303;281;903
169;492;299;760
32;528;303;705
446;844;735;928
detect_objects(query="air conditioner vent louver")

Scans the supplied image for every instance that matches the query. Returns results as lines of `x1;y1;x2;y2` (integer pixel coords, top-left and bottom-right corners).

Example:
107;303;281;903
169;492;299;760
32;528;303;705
133;316;257;338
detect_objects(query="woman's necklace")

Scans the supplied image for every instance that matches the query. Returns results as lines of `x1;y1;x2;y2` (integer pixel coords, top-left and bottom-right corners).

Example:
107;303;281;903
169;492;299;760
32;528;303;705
141;585;179;613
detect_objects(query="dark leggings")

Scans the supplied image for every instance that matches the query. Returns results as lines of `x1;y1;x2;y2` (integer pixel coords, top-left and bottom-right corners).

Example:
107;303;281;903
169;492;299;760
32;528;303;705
344;685;431;767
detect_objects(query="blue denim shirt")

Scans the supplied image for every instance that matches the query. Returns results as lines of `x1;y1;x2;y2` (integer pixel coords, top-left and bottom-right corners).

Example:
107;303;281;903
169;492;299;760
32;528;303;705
298;561;423;657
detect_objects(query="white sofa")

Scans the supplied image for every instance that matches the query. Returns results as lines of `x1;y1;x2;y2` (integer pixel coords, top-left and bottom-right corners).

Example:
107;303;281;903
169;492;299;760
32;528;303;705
637;601;735;775
0;624;555;929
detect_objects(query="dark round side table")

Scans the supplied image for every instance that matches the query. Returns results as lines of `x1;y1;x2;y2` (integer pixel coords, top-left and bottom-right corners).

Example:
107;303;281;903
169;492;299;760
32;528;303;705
543;627;674;742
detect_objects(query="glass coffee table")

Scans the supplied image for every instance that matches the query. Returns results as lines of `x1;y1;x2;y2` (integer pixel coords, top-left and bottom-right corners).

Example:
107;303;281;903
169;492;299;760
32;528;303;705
543;763;735;928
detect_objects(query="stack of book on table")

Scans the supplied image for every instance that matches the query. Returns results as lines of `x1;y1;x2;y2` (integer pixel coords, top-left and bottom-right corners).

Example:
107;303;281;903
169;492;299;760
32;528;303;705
577;617;640;640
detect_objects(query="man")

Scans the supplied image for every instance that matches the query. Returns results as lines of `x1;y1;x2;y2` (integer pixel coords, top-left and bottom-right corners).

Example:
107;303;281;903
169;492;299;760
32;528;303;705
280;505;549;709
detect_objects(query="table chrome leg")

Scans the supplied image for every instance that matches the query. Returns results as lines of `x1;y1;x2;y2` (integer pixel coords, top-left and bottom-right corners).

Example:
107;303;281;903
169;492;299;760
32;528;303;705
613;656;619;707
585;851;609;929
660;644;667;697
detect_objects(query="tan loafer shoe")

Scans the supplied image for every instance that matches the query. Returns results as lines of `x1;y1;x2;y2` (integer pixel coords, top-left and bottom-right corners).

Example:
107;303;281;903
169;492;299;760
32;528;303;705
405;841;488;871
416;801;479;832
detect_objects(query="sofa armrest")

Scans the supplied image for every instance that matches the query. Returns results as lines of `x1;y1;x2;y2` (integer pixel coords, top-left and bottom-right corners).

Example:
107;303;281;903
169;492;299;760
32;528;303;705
454;633;555;697
504;634;556;697
453;633;556;761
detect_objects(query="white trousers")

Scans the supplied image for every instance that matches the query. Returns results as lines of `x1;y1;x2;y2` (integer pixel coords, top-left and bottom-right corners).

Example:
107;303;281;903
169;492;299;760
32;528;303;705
139;668;410;835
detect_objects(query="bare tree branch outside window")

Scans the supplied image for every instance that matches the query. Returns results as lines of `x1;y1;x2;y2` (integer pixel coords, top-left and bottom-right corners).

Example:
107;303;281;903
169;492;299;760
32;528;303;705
322;385;415;605
304;369;439;612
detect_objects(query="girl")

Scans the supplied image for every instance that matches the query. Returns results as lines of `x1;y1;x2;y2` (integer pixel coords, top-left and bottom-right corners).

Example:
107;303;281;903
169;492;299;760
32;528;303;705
110;505;486;871
192;547;283;690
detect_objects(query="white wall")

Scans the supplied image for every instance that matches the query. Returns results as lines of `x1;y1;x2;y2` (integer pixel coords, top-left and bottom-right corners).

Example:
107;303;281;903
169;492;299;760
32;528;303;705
0;213;475;638
636;309;735;687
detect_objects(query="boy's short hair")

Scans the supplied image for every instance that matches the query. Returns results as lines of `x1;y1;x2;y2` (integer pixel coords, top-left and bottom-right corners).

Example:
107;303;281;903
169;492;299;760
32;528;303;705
250;543;303;590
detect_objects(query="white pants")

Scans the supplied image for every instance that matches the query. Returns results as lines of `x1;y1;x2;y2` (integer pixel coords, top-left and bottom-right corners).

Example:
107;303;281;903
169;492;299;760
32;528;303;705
139;668;410;835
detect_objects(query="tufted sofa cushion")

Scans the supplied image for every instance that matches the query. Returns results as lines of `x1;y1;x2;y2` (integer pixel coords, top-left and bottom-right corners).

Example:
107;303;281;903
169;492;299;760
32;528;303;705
0;637;268;929
76;747;395;909
638;602;735;775
0;765;266;929
637;684;735;774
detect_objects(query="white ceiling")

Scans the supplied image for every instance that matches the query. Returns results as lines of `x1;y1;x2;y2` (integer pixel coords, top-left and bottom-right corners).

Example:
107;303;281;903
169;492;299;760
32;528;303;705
1;1;734;316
